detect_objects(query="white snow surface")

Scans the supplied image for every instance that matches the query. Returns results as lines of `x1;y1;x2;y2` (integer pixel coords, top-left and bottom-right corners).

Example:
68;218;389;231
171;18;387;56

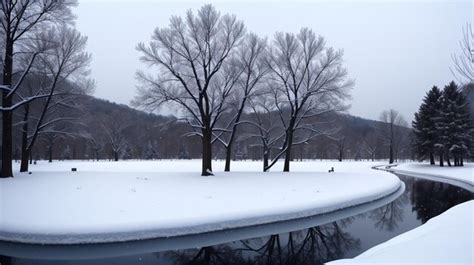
392;162;473;188
327;200;474;265
1;160;401;244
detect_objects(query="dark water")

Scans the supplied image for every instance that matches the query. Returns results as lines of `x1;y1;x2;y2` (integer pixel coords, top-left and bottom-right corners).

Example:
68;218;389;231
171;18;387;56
1;174;472;265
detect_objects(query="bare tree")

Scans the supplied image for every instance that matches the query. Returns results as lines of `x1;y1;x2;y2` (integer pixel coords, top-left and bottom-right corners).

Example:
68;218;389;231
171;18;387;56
334;136;346;162
451;22;473;83
101;114;129;161
0;0;77;178
379;109;407;164
213;33;267;172
85;133;104;161
18;26;91;172
362;131;380;161
134;4;245;176
265;28;352;172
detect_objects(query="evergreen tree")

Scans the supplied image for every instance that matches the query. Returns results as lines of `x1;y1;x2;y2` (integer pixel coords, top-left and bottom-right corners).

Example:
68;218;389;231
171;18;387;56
450;87;472;166
412;86;442;164
435;81;472;166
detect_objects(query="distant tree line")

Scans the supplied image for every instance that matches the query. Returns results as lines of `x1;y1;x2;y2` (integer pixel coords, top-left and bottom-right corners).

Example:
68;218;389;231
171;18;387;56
12;95;413;169
412;81;473;166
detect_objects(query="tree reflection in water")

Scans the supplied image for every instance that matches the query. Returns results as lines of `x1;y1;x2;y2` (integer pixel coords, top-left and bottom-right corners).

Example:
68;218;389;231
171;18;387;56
164;246;246;265
0;255;12;265
409;177;473;223
165;222;360;265
368;187;409;231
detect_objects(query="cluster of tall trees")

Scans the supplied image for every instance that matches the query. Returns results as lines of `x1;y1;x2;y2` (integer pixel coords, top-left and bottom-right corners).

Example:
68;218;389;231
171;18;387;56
412;81;472;167
1;0;92;178
134;4;353;175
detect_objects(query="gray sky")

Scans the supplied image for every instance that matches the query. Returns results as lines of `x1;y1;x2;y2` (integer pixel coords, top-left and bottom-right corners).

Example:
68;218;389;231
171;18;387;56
75;0;472;121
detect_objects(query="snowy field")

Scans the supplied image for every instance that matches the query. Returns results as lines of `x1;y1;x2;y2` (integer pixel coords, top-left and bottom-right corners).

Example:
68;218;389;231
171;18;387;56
0;160;401;244
391;162;474;191
328;200;474;265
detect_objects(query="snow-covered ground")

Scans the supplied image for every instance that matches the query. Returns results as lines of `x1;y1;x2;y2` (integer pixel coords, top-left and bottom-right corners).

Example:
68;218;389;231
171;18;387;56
391;162;473;192
0;160;401;244
327;200;474;265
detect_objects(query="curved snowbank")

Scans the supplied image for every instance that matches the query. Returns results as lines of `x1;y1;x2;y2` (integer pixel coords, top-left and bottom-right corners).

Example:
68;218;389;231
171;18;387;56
328;200;474;264
390;163;474;192
1;161;401;244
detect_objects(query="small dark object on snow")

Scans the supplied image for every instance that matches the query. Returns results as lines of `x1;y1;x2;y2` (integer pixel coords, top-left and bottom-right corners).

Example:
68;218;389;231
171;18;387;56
328;167;334;173
33;161;37;165
28;172;32;175
71;168;77;172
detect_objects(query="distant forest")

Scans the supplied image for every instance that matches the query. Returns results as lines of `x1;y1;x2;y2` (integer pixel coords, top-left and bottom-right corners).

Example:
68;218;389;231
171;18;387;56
12;94;414;164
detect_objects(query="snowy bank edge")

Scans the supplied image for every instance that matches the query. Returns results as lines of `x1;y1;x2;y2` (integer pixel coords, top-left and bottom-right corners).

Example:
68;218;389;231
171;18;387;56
389;166;474;192
0;183;406;260
0;175;403;245
326;200;474;264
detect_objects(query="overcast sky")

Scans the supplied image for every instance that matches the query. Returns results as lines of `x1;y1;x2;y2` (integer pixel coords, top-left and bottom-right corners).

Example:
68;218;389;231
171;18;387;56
75;0;472;121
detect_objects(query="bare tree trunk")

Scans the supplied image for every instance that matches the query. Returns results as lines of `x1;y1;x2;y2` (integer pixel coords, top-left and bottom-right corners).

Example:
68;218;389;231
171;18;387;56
338;149;343;162
263;149;269;172
114;151;119;161
95;149;100;161
20;146;30;172
48;144;53;163
1;40;13;178
224;142;232;172
283;123;295;172
429;153;435;165
20;104;30;172
20;148;29;172
283;149;291;172
446;153;451;167
201;128;213;176
389;144;394;164
439;154;444;167
389;122;394;164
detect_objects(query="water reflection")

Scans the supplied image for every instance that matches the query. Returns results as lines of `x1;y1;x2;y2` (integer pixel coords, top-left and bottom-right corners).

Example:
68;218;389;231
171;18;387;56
368;189;408;232
0;256;12;265
410;178;473;223
2;175;472;265
164;222;360;265
158;175;472;265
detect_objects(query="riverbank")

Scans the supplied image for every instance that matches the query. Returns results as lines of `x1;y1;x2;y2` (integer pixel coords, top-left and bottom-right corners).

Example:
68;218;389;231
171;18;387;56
390;162;474;192
1;160;401;244
328;200;474;265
